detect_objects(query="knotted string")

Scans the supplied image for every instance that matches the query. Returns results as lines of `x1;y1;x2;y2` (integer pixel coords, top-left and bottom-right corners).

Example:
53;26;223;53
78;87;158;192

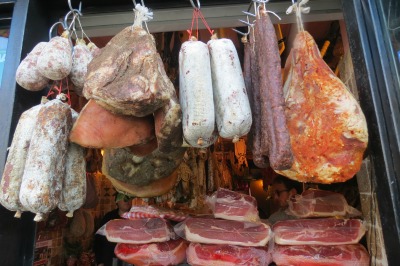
187;8;214;40
286;0;310;32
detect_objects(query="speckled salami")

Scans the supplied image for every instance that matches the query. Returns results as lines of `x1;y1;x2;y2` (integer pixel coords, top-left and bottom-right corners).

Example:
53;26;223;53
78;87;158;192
19;99;72;222
58;109;86;217
154;92;183;153
37;31;73;80
0;104;42;218
70;39;93;96
16;42;49;91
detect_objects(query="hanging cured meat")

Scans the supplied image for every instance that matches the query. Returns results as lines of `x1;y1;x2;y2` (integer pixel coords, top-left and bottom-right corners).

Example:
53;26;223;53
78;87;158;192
254;6;293;170
69;100;155;149
83;25;175;117
277;31;368;184
70;38;93;96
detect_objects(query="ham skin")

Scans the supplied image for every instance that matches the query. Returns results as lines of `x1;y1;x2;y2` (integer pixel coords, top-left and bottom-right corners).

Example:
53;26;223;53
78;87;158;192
69;100;155;149
277;31;368;184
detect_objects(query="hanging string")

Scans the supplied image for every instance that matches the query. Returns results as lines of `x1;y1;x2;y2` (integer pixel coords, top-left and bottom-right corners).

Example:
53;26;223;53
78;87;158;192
46;79;72;105
187;8;214;40
132;3;153;32
286;0;310;32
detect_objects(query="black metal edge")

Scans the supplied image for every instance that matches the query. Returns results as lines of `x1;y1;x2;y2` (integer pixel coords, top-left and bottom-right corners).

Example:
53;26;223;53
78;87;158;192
342;0;400;263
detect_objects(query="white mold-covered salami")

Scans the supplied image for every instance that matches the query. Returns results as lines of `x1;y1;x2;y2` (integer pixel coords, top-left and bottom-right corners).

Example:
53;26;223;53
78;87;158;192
70;39;93;95
37;31;73;80
16;42;49;91
179;38;216;148
208;38;252;142
58;109;86;217
19;99;72;222
0;105;42;218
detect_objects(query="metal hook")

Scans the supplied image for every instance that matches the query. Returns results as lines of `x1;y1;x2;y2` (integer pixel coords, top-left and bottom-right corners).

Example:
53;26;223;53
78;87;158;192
49;21;66;41
68;0;82;13
189;0;200;10
132;0;145;6
64;9;82;31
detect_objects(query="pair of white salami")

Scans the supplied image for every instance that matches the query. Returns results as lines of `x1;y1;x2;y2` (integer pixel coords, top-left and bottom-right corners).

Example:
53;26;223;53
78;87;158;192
179;36;252;148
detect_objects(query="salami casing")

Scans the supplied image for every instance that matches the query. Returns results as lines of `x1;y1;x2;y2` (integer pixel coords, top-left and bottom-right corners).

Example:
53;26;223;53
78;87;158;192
70;38;93;96
37;31;73;80
19;99;72;221
16;42;49;91
0;105;42;217
208;37;252;142
58;109;87;217
179;38;216;148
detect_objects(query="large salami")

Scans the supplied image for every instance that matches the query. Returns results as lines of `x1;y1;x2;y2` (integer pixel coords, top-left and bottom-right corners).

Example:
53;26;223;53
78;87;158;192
19;99;72;221
70;38;93;96
0;105;41;217
58;109;87;217
254;6;293;170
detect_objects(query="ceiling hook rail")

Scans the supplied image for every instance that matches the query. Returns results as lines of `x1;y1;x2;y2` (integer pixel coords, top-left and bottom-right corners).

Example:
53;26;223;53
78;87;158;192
190;0;201;10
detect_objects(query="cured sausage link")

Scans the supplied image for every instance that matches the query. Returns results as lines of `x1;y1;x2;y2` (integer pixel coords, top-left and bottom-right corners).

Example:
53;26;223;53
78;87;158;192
255;7;293;170
0;105;41;218
249;29;269;168
19;99;72;222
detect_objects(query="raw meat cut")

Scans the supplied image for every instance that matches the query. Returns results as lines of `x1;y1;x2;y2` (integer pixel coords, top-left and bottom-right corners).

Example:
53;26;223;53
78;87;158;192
102;146;186;187
122;205;188;222
206;188;260;222
277;31;368;183
187;243;272;266
272;244;370;266
69;100;155;149
105;218;172;244
181;217;271;246
115;238;188;266
83;26;175;117
287;189;362;218
273;218;366;245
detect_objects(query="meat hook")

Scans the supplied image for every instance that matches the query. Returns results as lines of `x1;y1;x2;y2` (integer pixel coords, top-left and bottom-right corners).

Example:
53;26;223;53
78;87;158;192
68;0;82;14
190;0;201;10
49;21;66;41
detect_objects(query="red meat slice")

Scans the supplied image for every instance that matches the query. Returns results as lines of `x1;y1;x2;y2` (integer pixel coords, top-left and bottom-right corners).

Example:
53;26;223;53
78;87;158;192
122;205;188;222
105;218;172;244
206;188;260;222
183;217;271;247
273;218;366;245
115;238;188;266
272;244;370;266
287;189;362;218
186;243;272;266
69;99;155;149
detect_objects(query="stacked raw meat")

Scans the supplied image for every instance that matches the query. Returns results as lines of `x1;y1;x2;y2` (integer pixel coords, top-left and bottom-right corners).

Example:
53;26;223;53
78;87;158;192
269;189;369;265
177;188;272;265
104;210;189;266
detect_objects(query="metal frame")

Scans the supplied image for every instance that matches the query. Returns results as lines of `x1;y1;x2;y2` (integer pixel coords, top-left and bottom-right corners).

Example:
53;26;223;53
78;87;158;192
342;0;400;263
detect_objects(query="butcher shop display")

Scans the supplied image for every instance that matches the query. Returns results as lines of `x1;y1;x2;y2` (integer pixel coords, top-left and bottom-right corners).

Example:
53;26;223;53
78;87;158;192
272;244;370;266
115;238;188;266
277;30;368;183
273;218;366;245
105;218;174;244
287;189;362;218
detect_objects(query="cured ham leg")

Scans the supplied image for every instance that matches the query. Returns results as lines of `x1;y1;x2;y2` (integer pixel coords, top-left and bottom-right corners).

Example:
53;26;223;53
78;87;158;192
277;31;368;184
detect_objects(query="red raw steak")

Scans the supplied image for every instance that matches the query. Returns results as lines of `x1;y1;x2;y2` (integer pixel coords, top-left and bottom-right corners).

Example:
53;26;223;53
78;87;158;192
115;238;188;266
183;217;271;247
105;218;172;244
186;243;272;266
272;244;370;266
273;218;366;245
